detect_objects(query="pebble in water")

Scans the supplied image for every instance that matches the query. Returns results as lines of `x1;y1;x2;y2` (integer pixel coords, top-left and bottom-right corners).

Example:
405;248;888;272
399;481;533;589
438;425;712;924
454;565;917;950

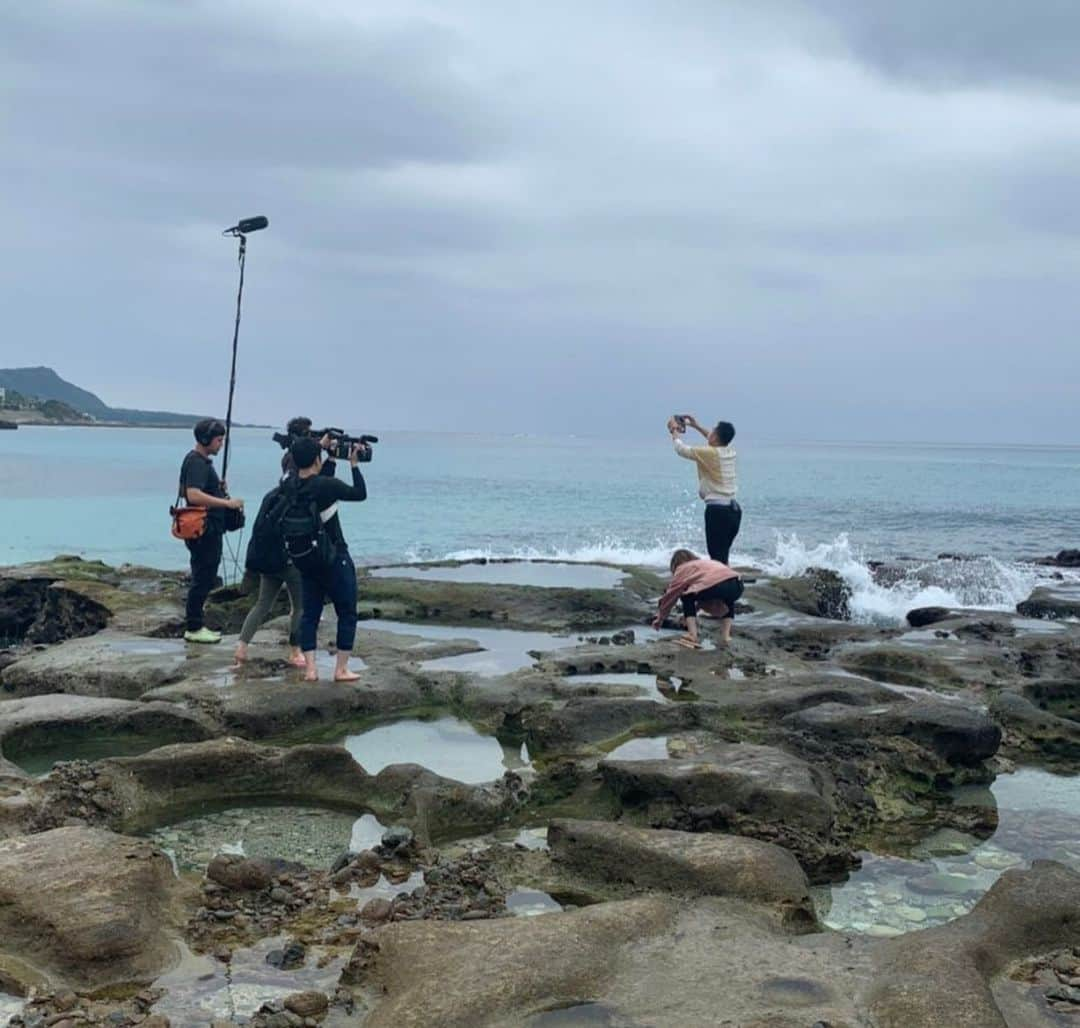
146;807;358;872
820;770;1080;936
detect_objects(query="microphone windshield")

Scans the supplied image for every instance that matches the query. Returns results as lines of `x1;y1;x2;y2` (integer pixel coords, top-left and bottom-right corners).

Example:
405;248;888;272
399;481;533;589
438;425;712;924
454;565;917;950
237;216;269;233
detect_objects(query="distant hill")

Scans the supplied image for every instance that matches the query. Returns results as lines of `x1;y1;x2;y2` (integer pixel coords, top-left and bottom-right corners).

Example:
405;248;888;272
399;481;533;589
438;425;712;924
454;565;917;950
0;366;261;428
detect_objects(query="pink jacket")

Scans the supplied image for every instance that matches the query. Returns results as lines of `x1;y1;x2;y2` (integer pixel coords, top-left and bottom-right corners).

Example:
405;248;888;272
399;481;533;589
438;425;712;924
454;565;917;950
656;559;740;622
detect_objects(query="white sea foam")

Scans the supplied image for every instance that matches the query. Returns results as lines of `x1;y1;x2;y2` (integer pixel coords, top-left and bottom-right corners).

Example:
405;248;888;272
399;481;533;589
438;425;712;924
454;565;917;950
430;537;683;569
425;529;1074;628
760;532;1046;625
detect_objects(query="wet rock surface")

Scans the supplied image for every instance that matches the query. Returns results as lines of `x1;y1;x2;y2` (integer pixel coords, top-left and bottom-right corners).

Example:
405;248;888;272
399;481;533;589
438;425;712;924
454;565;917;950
0;554;1078;1023
547;818;814;915
1017;583;1080;620
0;827;189;990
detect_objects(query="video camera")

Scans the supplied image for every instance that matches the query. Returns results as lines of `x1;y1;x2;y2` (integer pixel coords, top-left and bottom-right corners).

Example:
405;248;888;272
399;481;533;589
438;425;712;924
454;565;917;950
272;426;378;462
319;428;378;462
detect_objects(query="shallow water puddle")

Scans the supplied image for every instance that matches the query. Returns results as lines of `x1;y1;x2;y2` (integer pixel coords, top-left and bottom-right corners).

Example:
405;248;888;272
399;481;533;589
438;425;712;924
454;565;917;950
152;937;344;1025
606;736;670;761
362;619;665;676
560;673;688;702
350;813;388;852
108;639;188;657
361;619;574;675
0;992;23;1023
147;806;359;871
13;731;190;776
526;1002;626;1026
338;870;426;907
506;886;562;916
817;769;1080;935
369;561;629;589
211;650;367;688
343;717;526;782
509;826;550;851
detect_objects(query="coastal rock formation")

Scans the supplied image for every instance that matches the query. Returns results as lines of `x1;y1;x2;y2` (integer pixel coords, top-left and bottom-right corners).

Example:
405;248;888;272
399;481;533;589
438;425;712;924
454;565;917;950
781;699;1001;765
866;861;1080;1027
0;634;191;700
599;743;848;878
0;827;187;990
547;818;813;913
772;567;853;620
1017;584;1080;620
0;554;1077;1024
0;693;213;773
347;860;1080;1027
39;737;527;845
355;897;682;1028
0;578;110;645
1034;548;1080;568
906;605;953;627
990;691;1080;766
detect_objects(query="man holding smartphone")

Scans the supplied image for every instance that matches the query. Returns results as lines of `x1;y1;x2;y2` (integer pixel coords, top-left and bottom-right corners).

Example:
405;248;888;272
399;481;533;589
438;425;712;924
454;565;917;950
668;414;741;564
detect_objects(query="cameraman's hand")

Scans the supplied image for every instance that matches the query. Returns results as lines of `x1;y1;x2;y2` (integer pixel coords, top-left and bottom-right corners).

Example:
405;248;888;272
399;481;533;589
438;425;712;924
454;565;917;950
318;433;333;452
348;442;366;466
227;497;244;511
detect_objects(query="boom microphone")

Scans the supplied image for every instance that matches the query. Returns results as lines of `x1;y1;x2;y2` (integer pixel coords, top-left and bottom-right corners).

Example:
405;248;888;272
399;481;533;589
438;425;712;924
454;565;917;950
223;215;269;237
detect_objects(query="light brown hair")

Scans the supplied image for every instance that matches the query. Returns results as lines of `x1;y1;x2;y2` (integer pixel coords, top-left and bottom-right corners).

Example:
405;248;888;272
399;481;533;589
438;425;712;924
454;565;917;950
669;548;698;572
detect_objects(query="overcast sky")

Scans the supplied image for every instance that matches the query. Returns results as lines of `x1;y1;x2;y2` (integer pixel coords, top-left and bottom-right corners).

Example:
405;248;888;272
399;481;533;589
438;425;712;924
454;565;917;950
2;1;1078;443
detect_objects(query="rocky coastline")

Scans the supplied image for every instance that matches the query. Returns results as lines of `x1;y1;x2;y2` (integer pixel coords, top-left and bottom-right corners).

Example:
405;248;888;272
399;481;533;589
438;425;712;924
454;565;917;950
1;553;1079;1026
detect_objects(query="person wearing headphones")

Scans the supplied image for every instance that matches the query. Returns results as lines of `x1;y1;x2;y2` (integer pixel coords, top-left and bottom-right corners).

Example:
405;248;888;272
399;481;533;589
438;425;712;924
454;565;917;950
178;418;244;643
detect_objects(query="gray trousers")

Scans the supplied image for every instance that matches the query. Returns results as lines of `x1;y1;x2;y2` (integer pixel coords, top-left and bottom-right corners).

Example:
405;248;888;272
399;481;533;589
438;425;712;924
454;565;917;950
239;567;303;646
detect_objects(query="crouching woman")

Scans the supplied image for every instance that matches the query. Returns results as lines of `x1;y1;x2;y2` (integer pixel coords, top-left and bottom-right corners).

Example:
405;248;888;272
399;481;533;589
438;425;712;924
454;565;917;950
652;549;743;648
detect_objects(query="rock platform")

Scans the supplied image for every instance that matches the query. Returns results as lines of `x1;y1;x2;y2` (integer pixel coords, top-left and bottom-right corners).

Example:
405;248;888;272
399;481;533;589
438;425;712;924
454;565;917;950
0;553;1078;1026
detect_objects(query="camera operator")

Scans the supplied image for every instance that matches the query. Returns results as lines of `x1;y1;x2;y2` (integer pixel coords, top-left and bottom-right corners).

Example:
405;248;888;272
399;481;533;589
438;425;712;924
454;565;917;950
289;435;369;682
178;418;244;644
279;416;313;476
235;422;341;666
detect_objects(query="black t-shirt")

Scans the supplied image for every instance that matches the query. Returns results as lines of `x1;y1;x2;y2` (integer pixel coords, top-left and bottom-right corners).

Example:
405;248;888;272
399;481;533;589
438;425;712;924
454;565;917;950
294;461;367;551
180;450;225;530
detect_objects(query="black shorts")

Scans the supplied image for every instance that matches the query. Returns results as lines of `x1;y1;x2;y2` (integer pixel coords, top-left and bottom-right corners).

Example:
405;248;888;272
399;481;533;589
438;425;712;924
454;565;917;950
682;578;744;619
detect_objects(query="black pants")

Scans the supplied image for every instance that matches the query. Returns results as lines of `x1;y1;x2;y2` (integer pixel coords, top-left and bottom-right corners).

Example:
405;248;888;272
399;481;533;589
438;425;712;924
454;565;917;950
705;501;742;564
299;549;359;653
185;529;223;631
682;578;744;619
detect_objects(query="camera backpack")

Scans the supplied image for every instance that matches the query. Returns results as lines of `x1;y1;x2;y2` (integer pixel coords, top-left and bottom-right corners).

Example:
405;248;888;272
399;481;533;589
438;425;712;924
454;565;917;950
244;486;290;574
278;481;334;577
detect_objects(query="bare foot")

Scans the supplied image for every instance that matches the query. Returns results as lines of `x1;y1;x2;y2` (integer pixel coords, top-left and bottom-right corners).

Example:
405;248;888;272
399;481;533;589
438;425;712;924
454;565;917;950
674;635;701;650
334;670;361;683
288;654;307;668
303;670;319;682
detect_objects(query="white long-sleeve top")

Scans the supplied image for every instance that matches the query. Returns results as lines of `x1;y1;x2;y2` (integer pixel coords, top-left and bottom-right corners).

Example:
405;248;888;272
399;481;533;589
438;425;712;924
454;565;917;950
673;438;737;501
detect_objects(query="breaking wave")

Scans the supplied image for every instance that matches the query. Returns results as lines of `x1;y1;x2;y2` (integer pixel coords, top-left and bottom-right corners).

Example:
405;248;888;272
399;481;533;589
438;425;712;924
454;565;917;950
760;532;1046;624
435;538;679;569
423;529;1069;628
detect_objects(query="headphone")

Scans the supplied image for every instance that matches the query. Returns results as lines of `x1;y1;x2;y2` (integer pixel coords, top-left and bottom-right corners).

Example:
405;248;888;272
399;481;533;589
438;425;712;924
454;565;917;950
194;420;225;446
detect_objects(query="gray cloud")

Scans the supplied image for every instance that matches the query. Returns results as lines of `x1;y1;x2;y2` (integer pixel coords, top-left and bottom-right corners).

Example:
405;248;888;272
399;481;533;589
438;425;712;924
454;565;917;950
788;0;1080;90
0;0;1078;444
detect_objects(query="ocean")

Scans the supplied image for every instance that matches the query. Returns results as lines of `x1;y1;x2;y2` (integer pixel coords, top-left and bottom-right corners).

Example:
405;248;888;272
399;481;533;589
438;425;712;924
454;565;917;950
2;426;1078;624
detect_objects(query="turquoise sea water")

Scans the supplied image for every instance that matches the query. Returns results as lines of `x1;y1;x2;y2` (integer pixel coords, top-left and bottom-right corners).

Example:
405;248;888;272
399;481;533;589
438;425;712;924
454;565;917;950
1;427;1078;619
